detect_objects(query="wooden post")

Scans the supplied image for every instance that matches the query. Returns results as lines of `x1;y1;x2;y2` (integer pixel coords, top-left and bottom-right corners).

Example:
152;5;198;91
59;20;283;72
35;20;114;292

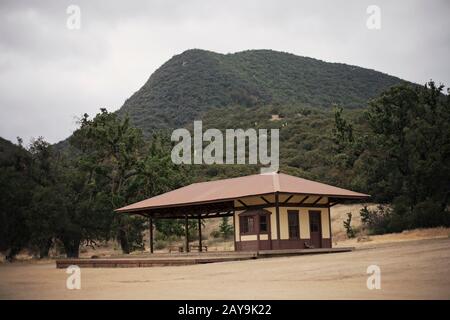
256;214;260;254
232;210;237;251
328;206;332;248
185;214;190;253
198;215;202;252
149;216;154;254
268;210;272;250
275;192;281;249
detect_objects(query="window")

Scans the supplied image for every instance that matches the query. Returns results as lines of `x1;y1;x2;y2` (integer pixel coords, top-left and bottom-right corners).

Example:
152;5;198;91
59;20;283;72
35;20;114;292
259;215;268;233
310;213;320;232
239;210;271;235
241;216;255;234
288;211;299;239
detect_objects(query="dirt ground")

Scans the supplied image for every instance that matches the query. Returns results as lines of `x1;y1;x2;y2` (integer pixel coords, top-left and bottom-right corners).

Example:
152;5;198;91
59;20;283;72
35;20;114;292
1;237;449;300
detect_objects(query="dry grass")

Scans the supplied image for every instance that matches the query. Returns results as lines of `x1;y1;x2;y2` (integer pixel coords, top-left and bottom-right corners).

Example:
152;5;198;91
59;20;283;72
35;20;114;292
330;203;375;241
330;203;450;247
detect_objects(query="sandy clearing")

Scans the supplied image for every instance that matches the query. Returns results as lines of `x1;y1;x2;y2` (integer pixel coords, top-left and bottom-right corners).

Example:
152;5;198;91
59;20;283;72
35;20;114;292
0;237;449;300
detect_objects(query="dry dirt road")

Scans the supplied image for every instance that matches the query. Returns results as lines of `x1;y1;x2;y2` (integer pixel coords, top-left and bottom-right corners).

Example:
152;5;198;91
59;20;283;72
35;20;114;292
1;237;449;300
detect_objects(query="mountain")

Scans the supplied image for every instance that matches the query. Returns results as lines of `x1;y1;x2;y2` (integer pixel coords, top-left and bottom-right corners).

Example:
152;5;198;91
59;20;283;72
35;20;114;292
0;137;27;166
117;49;405;135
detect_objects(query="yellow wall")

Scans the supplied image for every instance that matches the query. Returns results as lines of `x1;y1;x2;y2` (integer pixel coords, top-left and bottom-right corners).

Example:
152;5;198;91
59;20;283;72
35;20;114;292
233;195;331;242
279;207;329;240
241;234;257;241
279;207;289;239
260;234;269;240
321;209;330;238
234;210;241;241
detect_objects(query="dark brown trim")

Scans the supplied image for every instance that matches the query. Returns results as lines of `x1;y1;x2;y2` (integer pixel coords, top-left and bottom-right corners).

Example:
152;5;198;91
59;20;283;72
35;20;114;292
184;214;189;253
149;216;154;254
260;196;271;204
282;194;294;204
328;206;332;248
299;195;310;204
268;210;272;250
329;202;339;207
232;210;237;251
237;199;248;208
312;196;323;205
275;192;281;245
198;215;202;252
256;214;260;253
235;238;333;251
234;203;331;211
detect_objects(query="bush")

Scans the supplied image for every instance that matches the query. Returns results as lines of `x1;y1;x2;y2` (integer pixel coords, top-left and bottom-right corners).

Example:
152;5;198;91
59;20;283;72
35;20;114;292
210;230;221;239
219;217;234;239
360;205;392;235
360;199;450;235
343;213;356;238
409;200;450;229
154;240;167;250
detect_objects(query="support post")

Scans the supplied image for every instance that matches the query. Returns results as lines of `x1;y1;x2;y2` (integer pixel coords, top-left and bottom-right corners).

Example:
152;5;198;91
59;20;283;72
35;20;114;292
328;206;332;248
275;192;281;249
256;214;260;254
149;216;154;254
232;210;237;251
185;214;190;253
198;215;202;252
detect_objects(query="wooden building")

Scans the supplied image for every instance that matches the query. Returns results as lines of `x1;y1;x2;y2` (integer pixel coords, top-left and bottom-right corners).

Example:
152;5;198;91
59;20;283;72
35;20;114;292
116;172;369;252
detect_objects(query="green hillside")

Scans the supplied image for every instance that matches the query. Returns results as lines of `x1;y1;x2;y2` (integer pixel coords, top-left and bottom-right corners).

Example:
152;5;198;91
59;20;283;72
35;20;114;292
117;49;404;135
188;104;366;191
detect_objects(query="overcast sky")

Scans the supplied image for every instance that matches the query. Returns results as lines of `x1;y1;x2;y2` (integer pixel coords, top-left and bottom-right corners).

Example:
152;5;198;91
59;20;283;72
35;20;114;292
0;0;449;144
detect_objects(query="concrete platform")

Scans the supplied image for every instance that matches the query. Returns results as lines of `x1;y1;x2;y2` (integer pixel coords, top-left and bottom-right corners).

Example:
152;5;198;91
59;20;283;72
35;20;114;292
55;247;354;268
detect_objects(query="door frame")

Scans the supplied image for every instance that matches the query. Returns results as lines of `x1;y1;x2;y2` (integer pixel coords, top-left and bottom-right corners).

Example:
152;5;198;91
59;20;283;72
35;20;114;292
287;210;300;240
308;210;322;248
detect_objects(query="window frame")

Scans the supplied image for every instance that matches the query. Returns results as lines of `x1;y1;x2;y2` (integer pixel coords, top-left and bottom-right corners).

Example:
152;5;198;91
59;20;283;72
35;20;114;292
239;209;271;235
287;210;300;239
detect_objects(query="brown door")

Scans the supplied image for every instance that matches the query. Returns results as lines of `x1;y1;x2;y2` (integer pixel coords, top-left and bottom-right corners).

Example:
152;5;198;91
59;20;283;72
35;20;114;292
309;211;322;248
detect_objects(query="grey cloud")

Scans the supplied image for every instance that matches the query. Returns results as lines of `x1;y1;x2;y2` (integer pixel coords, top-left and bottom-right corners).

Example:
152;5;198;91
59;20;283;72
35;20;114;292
0;0;449;144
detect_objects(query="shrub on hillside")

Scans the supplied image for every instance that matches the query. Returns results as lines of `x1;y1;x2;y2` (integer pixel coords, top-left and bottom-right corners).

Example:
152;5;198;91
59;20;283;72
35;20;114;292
343;212;356;238
360;200;450;235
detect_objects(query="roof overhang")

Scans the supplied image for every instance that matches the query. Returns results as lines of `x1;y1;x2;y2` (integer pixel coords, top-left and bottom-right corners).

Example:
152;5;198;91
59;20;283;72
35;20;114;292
116;191;369;214
115;173;370;217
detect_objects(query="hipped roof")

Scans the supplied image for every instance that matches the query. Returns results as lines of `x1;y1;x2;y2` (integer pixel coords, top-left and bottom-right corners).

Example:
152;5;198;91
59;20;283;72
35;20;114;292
116;172;369;213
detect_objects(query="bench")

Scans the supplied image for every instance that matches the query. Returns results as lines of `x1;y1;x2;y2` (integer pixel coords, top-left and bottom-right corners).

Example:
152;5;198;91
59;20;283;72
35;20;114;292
190;244;208;252
304;242;315;249
168;245;184;253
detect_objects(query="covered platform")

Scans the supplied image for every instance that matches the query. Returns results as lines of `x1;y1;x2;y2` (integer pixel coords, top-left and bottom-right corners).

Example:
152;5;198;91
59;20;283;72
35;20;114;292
56;247;354;268
114;172;369;253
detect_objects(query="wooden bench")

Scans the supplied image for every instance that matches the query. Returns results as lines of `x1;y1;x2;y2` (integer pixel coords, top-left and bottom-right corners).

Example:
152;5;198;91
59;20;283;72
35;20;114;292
304;242;315;249
168;245;184;253
190;244;208;252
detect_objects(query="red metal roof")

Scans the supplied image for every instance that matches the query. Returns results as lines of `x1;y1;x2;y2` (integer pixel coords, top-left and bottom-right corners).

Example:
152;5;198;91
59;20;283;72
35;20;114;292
116;172;369;213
